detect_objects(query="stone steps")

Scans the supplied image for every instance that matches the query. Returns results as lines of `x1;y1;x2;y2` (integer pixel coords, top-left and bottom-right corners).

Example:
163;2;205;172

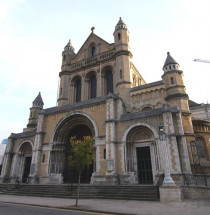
0;184;160;201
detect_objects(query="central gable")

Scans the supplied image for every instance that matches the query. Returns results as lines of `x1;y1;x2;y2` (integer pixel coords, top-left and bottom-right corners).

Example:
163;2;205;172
72;33;114;63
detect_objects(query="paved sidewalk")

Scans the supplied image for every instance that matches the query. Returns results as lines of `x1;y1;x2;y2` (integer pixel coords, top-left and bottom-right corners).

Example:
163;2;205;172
0;194;210;215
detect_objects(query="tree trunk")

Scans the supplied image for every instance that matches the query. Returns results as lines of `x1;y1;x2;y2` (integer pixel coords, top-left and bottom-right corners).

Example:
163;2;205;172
75;172;81;207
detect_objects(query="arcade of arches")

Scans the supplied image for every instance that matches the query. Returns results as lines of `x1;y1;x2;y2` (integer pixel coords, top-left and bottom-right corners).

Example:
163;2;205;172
70;68;114;103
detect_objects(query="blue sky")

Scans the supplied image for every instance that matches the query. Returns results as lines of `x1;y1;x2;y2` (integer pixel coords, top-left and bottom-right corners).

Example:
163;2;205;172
0;0;210;140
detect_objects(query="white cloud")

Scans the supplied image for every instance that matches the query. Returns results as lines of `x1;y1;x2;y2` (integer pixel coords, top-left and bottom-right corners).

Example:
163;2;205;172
0;0;11;24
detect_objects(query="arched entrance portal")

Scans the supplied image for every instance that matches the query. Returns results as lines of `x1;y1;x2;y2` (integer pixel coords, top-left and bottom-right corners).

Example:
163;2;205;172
50;114;96;184
16;142;32;183
126;126;154;184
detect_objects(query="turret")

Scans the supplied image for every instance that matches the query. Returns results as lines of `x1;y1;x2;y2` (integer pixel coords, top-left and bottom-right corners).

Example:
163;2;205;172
27;92;44;131
58;40;76;106
61;39;76;68
113;17;130;52
162;52;189;111
113;18;132;112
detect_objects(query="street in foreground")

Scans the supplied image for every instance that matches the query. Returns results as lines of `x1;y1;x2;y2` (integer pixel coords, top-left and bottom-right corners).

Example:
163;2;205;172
0;202;112;215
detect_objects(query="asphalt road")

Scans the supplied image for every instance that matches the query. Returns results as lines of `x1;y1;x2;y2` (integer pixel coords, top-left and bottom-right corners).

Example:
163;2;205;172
0;202;112;215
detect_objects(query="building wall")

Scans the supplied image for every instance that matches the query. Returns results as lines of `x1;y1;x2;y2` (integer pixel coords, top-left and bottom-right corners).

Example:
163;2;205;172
1;19;208;186
0;144;6;165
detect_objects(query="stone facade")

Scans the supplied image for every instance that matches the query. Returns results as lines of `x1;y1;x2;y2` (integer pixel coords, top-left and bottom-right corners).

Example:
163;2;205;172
1;18;209;192
189;101;210;174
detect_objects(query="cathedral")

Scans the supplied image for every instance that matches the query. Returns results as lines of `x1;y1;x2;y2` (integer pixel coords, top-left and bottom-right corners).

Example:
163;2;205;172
1;18;209;198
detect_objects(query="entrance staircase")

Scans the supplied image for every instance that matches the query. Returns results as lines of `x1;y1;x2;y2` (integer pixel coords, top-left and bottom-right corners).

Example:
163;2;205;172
0;184;159;201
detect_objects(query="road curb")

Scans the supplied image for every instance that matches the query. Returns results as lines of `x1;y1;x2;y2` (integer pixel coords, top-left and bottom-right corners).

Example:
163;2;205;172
0;201;136;215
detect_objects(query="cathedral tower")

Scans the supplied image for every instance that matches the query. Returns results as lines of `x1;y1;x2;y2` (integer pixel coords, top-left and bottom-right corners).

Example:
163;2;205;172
162;52;189;111
162;52;194;174
27;92;44;131
114;17;132;111
58;40;76;106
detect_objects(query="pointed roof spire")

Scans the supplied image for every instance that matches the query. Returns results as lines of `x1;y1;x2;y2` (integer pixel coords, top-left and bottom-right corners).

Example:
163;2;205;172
162;52;180;72
64;39;75;52
163;52;179;68
115;17;127;30
33;92;44;106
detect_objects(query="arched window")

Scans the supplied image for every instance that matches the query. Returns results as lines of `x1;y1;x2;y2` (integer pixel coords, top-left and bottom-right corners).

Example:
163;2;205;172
90;75;97;98
42;154;45;163
91;46;96;57
141;106;152;112
75;79;81;102
171;77;175;85
196;137;206;158
105;70;113;94
118;33;121;40
133;76;136;86
120;70;123;79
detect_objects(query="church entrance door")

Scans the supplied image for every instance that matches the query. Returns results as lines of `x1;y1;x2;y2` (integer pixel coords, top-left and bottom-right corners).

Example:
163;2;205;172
136;146;153;184
51;114;96;184
22;156;32;183
63;124;94;184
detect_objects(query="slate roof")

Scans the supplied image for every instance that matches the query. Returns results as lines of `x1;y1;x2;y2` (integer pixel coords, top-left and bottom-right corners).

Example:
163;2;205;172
130;80;163;92
120;105;179;122
189;103;210;110
64;39;75;52
188;99;210;110
163;52;179;68
188;99;199;107
42;95;121;115
116;17;126;26
10;129;37;139
33;92;44;105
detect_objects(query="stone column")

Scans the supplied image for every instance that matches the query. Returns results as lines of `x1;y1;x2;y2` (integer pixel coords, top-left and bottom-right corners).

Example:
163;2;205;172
9;153;19;183
105;95;118;184
29;112;45;183
0;137;15;183
81;74;85;101
159;107;183;202
161;137;175;185
69;83;74;104
84;77;89;100
97;63;102;97
176;112;192;173
163;110;182;178
94;137;100;173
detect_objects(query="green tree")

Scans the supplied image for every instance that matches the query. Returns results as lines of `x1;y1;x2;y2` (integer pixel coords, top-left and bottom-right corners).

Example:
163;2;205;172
69;136;94;206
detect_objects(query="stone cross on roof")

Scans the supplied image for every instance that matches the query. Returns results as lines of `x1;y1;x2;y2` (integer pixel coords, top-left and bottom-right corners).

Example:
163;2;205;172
91;27;95;33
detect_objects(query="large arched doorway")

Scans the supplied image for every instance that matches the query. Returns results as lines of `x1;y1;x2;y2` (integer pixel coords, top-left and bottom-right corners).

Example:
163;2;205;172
126;126;154;184
50;114;96;183
16;142;32;183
